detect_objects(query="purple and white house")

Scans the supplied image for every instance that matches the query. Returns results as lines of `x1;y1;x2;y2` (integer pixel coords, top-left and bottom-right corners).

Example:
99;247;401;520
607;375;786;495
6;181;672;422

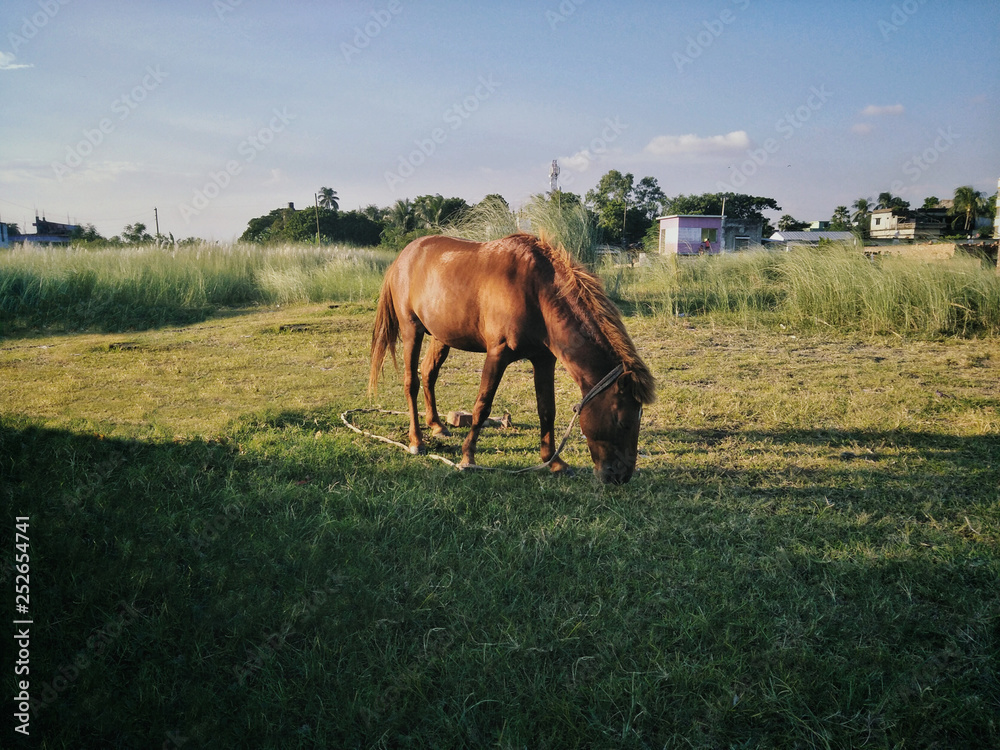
656;214;723;255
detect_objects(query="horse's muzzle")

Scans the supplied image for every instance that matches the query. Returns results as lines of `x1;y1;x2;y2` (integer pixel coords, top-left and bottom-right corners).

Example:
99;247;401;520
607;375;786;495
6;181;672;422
596;458;635;485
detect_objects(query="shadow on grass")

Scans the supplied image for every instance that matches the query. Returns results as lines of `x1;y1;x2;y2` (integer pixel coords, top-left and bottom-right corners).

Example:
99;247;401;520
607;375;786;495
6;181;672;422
3;415;998;748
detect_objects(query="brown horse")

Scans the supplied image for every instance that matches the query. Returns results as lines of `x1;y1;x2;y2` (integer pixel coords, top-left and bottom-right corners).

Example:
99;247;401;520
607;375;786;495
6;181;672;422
369;233;655;484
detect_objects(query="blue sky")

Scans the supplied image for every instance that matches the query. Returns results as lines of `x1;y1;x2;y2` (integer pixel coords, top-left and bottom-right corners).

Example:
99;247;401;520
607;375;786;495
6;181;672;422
1;0;997;240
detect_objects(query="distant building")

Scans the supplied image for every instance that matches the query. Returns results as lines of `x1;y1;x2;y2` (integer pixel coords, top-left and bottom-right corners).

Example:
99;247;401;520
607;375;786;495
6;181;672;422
768;231;858;247
806;220;830;231
656;214;764;255
995;178;1000;239
722;217;765;251
9;215;79;245
869;204;948;240
657;215;722;255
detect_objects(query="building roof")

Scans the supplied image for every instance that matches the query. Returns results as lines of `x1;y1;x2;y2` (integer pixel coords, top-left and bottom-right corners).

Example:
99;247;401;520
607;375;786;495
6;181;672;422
769;231;856;242
656;214;723;221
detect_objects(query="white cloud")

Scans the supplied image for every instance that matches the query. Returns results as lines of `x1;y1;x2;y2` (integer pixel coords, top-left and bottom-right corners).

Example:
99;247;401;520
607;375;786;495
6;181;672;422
851;122;874;135
643;130;750;158
861;104;904;117
50;161;143;183
0;52;33;70
561;150;596;172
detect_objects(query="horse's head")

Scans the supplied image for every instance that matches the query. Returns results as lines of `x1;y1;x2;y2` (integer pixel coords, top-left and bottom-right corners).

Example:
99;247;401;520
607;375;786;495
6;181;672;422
577;369;648;485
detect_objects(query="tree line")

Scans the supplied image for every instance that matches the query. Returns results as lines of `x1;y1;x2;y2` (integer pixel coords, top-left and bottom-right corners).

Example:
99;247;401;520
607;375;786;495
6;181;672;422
46;175;997;251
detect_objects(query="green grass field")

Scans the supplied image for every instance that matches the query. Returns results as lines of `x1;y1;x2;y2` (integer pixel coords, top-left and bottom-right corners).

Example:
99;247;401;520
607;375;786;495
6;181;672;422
2;243;999;748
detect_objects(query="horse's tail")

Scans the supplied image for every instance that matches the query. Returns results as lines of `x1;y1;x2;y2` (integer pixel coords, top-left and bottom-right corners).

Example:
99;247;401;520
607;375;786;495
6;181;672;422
369;274;399;396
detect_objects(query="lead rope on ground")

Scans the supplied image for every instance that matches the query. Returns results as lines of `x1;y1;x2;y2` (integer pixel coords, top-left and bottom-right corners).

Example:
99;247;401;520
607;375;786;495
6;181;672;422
340;363;624;475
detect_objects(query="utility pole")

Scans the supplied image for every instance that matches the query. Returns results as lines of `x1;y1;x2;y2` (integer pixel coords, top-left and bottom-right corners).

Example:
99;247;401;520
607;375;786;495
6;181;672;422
720;195;726;253
154;207;160;238
622;198;628;247
314;193;321;245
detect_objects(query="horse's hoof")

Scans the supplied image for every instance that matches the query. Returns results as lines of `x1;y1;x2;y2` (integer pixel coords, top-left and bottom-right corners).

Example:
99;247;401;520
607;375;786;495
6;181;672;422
551;464;575;477
409;444;425;455
431;424;451;437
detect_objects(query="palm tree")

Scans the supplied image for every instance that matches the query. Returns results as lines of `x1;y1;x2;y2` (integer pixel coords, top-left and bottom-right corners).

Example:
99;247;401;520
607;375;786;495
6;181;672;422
951;185;983;233
317;187;339;211
777;215;807;232
387;199;414;231
361;204;385;222
851;198;872;237
830;206;851;231
415;194;447;229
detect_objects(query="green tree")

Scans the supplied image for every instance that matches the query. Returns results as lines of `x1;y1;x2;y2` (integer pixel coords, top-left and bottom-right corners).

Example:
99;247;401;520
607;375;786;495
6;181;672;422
663;193;780;223
830;206;851;231
121;222;153;244
585;169;634;244
876;191;909;211
777;215;808;232
632;176;666;223
239;204;382;245
317;187;339;211
585;171;667;246
951;185;984;233
361;204;386;222
922;196;940;209
413;194;468;230
851;198;873;237
387;199;415;231
70;224;105;243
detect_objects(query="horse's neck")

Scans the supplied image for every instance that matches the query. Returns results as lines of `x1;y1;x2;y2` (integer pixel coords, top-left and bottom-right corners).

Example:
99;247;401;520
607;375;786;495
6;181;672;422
542;301;617;394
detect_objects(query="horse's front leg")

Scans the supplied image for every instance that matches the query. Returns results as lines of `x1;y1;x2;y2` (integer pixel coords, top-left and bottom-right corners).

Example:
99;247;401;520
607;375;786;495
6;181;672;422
532;352;571;474
421;338;451;437
460;346;512;468
402;327;425;454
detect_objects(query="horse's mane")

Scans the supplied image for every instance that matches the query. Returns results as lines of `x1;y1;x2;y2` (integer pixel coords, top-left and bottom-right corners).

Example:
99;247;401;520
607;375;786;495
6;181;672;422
510;233;656;404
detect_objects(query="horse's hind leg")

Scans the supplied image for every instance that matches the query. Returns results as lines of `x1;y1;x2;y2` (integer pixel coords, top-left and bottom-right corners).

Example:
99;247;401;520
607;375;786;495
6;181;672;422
421;338;451;437
402;325;426;454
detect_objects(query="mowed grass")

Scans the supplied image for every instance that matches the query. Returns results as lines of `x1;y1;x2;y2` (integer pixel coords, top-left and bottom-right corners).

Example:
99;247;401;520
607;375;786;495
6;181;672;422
2;300;998;748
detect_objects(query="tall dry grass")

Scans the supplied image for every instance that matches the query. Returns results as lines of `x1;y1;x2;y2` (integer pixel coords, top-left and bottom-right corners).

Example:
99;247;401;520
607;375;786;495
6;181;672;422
611;244;1000;337
3;240;998;338
0;242;395;332
445;193;599;265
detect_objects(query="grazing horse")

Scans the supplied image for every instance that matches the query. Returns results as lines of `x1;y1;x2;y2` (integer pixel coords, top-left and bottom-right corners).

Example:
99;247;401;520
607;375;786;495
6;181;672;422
369;233;655;484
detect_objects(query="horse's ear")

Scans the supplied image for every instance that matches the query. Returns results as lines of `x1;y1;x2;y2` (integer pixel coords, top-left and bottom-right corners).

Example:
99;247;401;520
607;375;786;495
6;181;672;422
620;365;656;404
617;369;637;400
